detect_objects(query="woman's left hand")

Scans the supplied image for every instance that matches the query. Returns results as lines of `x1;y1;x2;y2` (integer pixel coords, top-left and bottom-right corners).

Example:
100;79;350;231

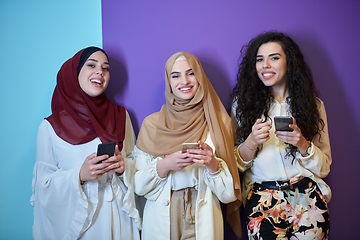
103;145;125;175
187;141;219;173
275;118;310;154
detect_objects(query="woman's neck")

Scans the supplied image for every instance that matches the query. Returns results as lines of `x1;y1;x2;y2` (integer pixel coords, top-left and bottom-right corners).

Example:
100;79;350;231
271;86;288;103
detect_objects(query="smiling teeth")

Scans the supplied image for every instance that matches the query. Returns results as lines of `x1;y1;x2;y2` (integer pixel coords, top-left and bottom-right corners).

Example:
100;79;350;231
263;73;274;77
180;87;191;90
91;80;102;84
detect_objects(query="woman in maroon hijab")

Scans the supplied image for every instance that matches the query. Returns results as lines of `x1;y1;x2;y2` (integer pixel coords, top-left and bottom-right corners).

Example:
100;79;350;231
31;47;140;240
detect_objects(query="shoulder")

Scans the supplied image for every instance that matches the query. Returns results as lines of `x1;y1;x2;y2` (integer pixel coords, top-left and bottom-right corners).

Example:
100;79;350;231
142;112;160;126
38;119;54;135
315;97;326;110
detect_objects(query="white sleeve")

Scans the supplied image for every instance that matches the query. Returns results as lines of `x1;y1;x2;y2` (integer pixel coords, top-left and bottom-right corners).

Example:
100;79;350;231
201;134;237;203
298;100;332;178
133;146;168;201
203;157;237;203
116;111;141;228
31;121;88;239
231;102;254;171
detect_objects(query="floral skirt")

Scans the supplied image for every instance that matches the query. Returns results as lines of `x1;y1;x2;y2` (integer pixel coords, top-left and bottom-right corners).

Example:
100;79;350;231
244;177;330;239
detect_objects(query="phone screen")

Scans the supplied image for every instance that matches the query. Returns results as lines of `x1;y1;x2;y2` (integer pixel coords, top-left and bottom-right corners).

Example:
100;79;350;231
181;143;199;153
274;117;293;132
97;142;116;157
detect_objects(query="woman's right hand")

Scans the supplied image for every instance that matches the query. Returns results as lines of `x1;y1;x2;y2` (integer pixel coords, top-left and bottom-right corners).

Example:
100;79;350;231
249;118;272;145
156;151;194;178
239;119;272;161
79;153;113;182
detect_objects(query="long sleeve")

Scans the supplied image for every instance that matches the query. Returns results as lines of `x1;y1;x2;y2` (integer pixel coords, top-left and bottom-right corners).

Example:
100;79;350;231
115;111;141;229
231;102;254;172
202;157;237;203
297;100;332;178
31;120;91;240
133;146;168;201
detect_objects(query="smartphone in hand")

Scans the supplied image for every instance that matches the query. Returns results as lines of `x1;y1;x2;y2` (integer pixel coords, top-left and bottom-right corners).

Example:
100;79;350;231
181;143;199;153
96;141;116;163
274;116;293;132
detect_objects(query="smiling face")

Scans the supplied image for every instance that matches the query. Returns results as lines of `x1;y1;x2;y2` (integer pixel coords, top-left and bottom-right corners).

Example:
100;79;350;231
170;59;199;100
78;51;110;97
256;42;287;91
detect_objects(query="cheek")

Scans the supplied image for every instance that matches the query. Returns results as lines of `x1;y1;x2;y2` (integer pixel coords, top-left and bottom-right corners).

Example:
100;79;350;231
256;63;262;73
169;80;177;92
78;76;87;92
191;76;199;87
104;76;110;88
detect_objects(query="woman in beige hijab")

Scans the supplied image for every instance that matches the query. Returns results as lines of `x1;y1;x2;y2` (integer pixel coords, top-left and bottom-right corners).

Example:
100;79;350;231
134;52;241;240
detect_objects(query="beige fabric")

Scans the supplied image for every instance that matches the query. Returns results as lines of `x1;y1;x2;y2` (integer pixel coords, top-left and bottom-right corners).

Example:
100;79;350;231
136;52;242;237
170;188;197;240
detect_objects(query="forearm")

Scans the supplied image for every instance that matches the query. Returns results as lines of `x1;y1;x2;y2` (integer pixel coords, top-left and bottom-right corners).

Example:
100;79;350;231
297;137;310;156
156;157;171;178
238;135;257;162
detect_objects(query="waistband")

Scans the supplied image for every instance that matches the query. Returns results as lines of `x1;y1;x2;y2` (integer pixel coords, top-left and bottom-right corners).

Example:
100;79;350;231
253;177;312;191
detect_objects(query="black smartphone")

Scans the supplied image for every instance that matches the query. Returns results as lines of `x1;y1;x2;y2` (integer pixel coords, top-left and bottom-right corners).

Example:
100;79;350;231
96;141;116;163
274;116;293;132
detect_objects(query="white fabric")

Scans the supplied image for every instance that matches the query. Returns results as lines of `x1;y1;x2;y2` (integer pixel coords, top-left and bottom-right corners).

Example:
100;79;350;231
171;158;198;190
232;99;332;203
31;111;140;240
133;134;236;240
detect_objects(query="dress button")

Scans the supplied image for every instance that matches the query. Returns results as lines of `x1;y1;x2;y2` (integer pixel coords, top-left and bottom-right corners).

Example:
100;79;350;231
163;199;170;206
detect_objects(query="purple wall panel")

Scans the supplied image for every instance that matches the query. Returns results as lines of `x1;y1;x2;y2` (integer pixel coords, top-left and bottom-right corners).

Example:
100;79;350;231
102;1;360;238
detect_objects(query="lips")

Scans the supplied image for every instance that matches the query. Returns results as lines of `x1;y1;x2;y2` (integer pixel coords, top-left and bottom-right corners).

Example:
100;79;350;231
90;78;103;86
262;71;275;79
179;86;192;91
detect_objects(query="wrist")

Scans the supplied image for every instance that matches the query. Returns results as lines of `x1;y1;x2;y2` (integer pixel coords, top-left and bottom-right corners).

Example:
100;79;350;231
79;175;85;185
208;160;221;175
157;158;169;178
300;141;311;157
243;136;258;152
208;159;219;173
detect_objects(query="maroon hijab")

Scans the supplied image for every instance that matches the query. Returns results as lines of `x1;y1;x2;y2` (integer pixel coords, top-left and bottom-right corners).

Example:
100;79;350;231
46;47;126;150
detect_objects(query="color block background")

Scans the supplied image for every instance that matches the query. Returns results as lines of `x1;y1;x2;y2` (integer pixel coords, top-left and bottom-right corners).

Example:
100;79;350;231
1;0;359;239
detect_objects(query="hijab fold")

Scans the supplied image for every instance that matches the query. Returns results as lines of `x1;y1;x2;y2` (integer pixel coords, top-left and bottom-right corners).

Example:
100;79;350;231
136;52;242;237
46;47;126;150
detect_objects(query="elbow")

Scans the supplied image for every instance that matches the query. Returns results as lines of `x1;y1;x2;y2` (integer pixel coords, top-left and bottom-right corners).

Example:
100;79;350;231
217;191;237;204
320;167;331;178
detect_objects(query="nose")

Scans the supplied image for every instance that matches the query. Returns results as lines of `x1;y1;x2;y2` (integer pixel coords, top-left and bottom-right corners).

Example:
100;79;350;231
96;68;104;76
180;75;190;85
262;58;270;69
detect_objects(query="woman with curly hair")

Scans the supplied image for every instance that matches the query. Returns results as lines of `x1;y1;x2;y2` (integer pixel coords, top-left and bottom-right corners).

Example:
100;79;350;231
232;31;331;239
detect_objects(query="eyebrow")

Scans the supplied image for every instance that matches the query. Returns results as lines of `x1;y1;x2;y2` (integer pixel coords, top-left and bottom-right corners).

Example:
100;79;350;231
87;58;109;65
256;53;281;58
170;68;193;75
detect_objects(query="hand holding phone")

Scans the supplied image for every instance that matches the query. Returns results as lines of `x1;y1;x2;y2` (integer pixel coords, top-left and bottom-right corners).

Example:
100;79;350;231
181;143;199;153
274;116;293;132
96;142;116;163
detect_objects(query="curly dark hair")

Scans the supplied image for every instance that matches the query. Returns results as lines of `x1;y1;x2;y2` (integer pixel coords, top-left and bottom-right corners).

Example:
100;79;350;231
232;31;324;161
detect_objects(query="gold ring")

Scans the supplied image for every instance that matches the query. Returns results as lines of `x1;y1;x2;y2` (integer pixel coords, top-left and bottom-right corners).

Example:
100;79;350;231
117;162;120;168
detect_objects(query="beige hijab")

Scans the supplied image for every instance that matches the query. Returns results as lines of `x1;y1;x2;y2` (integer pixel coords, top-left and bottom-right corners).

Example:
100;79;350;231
136;52;242;237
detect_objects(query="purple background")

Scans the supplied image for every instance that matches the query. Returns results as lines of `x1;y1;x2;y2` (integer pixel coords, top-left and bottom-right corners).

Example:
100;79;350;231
102;1;360;238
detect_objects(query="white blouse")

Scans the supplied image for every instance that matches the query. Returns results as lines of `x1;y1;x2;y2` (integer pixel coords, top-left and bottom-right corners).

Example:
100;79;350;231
232;99;332;203
31;111;140;240
133;134;237;240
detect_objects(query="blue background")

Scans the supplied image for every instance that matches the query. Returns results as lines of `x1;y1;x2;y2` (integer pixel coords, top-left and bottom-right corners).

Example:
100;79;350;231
0;1;102;239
